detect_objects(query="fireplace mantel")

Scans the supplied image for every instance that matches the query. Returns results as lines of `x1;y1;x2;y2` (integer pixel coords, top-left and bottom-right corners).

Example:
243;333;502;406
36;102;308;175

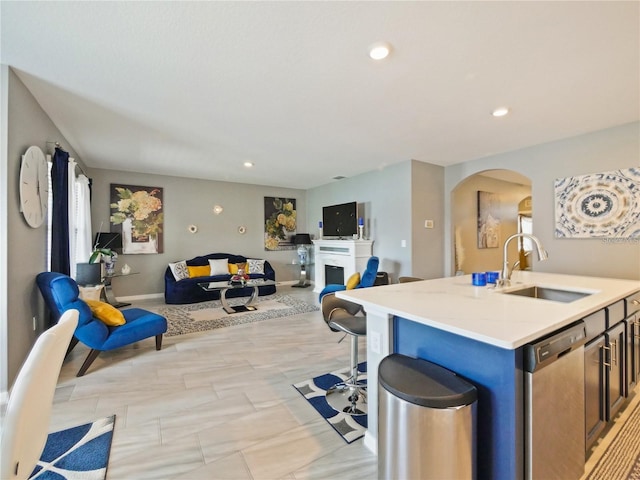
312;239;374;293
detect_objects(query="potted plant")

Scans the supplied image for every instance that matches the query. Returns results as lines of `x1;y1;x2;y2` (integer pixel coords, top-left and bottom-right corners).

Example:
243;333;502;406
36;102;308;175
89;248;118;276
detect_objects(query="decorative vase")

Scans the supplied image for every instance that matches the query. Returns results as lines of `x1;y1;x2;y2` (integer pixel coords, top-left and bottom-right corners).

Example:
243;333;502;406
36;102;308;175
104;260;115;277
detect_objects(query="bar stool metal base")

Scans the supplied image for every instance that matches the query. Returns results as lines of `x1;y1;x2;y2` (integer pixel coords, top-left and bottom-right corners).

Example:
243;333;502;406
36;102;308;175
326;380;367;416
325;315;367;416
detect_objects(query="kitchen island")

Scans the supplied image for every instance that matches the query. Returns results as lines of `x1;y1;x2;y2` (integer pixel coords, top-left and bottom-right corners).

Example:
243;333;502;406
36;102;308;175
337;271;640;479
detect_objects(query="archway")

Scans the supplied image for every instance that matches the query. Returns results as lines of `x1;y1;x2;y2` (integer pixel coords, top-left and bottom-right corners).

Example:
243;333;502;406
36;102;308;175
451;169;532;275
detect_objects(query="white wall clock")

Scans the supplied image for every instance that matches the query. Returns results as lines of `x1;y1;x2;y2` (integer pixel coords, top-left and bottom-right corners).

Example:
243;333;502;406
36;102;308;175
19;146;49;228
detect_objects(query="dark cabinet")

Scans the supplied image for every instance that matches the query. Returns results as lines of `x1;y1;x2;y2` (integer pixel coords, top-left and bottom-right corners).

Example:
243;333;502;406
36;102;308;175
625;313;640;394
627;293;640;395
583;293;640;457
584;322;625;453
606;321;625;421
585;335;606;451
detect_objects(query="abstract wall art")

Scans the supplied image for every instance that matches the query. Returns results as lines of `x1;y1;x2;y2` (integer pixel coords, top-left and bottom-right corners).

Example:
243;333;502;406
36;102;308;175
477;191;501;248
554;168;640;238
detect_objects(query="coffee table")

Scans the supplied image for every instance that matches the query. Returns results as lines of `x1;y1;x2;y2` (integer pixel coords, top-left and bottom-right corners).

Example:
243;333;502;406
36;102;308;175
197;279;277;314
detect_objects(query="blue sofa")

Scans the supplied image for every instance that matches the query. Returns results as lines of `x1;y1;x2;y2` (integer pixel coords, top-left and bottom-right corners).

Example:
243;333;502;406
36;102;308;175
164;253;276;304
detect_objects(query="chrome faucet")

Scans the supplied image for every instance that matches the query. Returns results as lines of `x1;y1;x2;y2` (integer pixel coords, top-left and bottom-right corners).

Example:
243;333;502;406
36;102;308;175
512;250;531;272
498;233;548;287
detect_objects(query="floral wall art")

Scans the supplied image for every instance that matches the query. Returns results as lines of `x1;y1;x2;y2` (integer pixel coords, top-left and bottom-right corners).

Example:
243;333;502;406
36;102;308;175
264;197;296;251
110;184;164;254
555;168;640;239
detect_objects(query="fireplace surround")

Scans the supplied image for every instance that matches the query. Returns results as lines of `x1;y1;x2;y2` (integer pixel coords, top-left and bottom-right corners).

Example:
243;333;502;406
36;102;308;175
312;239;374;293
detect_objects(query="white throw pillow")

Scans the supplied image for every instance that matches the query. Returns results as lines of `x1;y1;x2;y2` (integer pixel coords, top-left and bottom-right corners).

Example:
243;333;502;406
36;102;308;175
209;258;230;276
247;259;266;274
169;260;189;281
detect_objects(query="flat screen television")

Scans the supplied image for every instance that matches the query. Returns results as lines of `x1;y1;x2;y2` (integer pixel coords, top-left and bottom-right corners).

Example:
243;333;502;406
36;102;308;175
322;201;357;238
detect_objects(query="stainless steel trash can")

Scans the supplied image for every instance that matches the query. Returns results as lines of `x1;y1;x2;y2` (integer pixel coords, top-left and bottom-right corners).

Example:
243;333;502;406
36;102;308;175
378;354;478;480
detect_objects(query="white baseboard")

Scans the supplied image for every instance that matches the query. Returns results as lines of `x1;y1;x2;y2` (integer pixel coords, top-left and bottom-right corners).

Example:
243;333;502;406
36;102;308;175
280;280;315;288
117;292;164;302
364;431;377;455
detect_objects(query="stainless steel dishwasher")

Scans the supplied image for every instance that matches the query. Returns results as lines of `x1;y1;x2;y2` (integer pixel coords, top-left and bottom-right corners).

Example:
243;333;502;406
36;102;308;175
524;320;587;480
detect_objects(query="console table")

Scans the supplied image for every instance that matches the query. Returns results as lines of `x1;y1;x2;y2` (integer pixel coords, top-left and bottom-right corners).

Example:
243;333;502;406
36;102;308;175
312;239;373;293
290;260;313;288
101;272;138;308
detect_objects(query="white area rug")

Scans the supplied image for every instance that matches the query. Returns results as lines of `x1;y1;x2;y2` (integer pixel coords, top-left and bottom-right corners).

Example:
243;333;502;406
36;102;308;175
158;294;319;336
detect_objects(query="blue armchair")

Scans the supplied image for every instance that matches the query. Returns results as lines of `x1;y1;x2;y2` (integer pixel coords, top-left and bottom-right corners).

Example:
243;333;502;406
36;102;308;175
318;256;380;302
36;272;168;377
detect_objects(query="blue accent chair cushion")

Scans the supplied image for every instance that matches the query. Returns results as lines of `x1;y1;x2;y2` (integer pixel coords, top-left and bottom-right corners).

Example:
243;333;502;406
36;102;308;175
36;272;167;376
318;256;380;302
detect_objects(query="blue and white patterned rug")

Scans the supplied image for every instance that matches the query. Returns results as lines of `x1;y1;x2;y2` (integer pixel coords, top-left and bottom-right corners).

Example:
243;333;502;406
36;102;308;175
293;363;367;444
29;415;115;480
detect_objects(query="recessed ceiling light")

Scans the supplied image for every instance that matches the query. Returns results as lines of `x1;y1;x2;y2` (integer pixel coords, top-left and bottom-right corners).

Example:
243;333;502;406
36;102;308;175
369;42;391;60
492;107;510;117
243;161;254;168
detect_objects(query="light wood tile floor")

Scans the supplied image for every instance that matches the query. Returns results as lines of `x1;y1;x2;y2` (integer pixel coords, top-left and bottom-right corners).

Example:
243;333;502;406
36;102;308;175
49;288;377;480
31;288;639;479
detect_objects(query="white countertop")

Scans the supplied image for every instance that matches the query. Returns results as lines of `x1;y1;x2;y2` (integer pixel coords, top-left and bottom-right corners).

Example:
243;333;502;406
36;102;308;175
336;271;640;350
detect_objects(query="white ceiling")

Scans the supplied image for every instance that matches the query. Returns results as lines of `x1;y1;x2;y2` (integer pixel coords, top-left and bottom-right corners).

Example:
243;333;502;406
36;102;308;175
2;1;638;189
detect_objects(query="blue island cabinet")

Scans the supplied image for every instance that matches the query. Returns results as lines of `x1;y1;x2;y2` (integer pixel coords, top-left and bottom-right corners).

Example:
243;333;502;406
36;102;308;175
394;316;524;480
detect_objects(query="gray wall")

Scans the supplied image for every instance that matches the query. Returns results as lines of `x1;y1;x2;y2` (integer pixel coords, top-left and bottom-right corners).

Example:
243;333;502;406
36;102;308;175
88;168;307;298
306;160;446;283
445;122;640;280
411;160;445;280
1;66;87;390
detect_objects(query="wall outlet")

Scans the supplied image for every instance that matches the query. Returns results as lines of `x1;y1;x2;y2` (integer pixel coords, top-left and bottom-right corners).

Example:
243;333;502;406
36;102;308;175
425;219;434;229
401;239;407;248
370;331;382;354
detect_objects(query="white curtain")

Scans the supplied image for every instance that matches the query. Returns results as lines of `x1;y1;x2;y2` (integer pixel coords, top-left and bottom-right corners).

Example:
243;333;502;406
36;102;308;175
68;160;76;277
75;174;92;265
67;159;92;279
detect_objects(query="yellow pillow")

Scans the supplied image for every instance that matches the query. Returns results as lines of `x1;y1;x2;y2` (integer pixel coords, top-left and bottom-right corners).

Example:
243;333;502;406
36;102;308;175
346;272;361;290
84;299;126;326
188;265;210;278
228;263;247;274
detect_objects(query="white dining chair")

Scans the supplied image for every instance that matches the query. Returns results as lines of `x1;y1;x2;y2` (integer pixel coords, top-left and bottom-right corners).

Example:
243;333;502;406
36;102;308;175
0;309;78;480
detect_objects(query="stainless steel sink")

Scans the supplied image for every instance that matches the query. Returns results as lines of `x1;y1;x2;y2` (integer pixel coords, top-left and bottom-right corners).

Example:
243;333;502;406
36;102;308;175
502;286;592;303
